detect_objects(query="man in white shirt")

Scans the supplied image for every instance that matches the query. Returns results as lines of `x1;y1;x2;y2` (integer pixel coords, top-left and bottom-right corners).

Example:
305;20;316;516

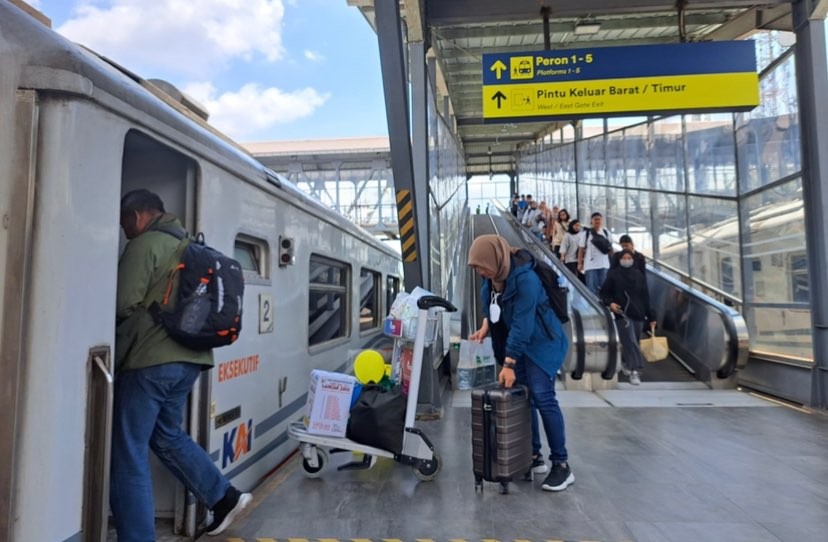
578;212;614;295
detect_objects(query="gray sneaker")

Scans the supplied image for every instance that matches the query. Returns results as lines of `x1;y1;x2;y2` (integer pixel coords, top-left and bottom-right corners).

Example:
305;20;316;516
630;371;641;385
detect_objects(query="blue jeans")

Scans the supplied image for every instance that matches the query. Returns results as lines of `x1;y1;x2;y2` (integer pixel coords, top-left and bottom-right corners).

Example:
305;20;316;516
585;267;609;296
530;403;541;457
110;362;229;542
515;358;568;463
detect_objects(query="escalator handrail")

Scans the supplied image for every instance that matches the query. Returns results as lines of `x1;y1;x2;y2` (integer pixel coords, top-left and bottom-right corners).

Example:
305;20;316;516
639;252;743;308
644;264;748;378
492;201;619;380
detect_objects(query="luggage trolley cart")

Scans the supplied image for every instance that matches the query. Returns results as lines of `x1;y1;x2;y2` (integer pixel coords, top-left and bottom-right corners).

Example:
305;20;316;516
289;295;457;480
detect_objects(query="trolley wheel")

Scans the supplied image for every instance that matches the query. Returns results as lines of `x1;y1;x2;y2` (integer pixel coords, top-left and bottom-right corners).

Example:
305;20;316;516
412;453;441;481
301;448;328;478
499;481;510;494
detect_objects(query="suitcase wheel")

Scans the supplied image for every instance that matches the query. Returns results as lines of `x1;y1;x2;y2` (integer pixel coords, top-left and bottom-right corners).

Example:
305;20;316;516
499;481;509;494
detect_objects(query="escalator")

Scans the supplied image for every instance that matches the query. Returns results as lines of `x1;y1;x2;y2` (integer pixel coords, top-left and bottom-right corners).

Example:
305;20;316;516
467;211;619;385
464;205;749;389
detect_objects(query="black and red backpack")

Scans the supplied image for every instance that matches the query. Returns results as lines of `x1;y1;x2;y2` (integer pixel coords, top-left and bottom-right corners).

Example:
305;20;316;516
151;228;244;350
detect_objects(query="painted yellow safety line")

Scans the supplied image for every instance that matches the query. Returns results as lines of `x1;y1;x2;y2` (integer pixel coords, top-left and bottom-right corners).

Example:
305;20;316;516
224;539;614;542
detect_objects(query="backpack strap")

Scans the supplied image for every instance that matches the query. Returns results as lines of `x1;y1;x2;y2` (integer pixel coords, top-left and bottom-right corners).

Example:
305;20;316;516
144;226;191;320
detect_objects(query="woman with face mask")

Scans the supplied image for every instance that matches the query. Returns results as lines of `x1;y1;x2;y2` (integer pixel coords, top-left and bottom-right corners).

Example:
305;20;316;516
467;235;574;492
599;249;656;385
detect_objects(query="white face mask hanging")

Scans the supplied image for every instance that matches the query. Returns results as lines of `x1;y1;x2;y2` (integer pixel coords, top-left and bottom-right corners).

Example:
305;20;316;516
489;291;501;323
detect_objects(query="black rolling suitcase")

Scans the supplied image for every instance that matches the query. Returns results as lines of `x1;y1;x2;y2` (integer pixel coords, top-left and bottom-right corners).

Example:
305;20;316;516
471;383;533;493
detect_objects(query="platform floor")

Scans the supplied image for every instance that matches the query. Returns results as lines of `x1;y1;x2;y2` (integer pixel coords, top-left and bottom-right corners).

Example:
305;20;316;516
211;387;828;542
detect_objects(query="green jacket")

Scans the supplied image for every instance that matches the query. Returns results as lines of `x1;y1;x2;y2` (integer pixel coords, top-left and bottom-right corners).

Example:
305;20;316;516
115;214;213;372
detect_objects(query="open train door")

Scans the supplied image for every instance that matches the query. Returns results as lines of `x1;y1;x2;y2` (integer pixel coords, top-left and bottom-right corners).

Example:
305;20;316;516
119;130;207;536
0;90;37;542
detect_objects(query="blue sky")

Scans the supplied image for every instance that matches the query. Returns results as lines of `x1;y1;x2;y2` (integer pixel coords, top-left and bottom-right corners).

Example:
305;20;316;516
32;0;389;142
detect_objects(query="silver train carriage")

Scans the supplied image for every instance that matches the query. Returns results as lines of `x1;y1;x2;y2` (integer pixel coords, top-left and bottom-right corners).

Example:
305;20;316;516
0;3;403;541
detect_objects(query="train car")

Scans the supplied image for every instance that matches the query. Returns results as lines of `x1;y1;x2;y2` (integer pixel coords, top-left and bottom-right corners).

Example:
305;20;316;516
0;3;402;541
658;197;810;359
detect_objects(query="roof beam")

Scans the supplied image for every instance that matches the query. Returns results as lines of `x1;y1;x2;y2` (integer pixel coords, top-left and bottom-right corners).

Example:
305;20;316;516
426;0;790;26
704;4;793;40
433;12;732;39
435;36;682;60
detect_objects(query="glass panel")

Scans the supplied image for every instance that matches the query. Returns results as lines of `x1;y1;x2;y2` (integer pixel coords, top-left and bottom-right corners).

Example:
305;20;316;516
359;269;380;331
685;114;737;196
653;192;688;273
308;290;348;346
741;178;811;360
736;54;801;193
625;190;653;257
605;129;625;187
386;275;400;314
688;197;741;296
234;241;259;274
621;124;648;189
652;116;684;193
310;258;347;286
309;256;350;345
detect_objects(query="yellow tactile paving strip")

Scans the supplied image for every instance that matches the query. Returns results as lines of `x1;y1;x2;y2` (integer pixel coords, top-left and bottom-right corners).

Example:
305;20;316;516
225;539;617;542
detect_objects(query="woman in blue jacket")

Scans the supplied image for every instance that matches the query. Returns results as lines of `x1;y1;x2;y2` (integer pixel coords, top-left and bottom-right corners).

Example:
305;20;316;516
468;235;574;492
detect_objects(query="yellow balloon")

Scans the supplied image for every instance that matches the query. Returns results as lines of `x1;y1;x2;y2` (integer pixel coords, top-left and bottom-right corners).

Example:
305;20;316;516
354;350;385;384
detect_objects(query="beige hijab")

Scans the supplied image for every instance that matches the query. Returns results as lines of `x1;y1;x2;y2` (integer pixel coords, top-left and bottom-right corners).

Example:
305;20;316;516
468;234;516;292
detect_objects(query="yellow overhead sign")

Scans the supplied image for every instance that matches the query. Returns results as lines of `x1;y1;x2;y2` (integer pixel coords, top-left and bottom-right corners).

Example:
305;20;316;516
482;42;759;121
483;73;759;120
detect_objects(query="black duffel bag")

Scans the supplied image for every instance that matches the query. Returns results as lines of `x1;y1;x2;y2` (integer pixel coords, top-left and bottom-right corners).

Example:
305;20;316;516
346;385;407;455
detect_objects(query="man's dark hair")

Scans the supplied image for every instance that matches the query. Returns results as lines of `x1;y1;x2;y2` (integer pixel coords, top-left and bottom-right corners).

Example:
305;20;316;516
526;194;533;199
591;212;603;219
619;234;633;244
121;189;165;216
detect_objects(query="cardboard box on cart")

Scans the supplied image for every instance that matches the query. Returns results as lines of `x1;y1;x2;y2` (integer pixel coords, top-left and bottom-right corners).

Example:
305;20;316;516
303;370;357;437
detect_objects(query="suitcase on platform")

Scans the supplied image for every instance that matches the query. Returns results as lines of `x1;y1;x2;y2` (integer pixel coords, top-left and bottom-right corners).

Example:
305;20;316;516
471;384;533;493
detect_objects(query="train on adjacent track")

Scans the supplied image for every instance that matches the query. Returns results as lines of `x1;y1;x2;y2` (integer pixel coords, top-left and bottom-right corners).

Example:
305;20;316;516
0;3;403;540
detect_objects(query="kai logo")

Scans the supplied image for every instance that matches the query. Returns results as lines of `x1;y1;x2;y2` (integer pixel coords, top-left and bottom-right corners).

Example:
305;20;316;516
222;418;253;468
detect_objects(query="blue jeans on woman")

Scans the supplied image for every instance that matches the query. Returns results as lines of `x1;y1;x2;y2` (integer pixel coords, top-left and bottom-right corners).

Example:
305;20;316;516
110;362;229;542
515;357;568;463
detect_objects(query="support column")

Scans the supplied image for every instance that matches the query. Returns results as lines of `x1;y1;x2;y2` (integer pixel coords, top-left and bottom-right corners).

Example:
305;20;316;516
793;1;828;408
411;41;431;291
375;0;424;291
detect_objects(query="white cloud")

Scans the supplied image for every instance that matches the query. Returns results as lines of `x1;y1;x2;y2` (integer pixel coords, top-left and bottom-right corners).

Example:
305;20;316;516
303;50;324;62
183;82;330;139
57;0;286;79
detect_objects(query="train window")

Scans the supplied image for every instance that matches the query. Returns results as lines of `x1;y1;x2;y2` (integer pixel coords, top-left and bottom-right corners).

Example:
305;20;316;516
359;269;381;332
234;235;269;281
386;275;400;313
721;257;734;293
309;255;350;347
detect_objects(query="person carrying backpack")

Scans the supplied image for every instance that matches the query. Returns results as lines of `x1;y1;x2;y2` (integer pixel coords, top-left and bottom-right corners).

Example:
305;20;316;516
600;249;656;385
114;189;250;540
467;235;575;492
578;212;614;295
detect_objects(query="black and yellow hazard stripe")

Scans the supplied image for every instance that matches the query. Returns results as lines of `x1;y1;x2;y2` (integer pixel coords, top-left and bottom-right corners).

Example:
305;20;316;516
396;189;417;262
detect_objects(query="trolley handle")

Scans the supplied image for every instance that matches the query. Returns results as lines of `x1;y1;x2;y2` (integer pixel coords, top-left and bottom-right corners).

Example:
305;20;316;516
416;295;457;312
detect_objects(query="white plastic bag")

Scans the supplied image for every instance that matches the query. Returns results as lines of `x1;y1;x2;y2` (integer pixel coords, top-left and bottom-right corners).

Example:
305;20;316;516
456;338;497;390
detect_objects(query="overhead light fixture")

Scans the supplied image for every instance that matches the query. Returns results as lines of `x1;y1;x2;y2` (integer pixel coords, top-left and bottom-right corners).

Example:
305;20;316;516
574;19;601;35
